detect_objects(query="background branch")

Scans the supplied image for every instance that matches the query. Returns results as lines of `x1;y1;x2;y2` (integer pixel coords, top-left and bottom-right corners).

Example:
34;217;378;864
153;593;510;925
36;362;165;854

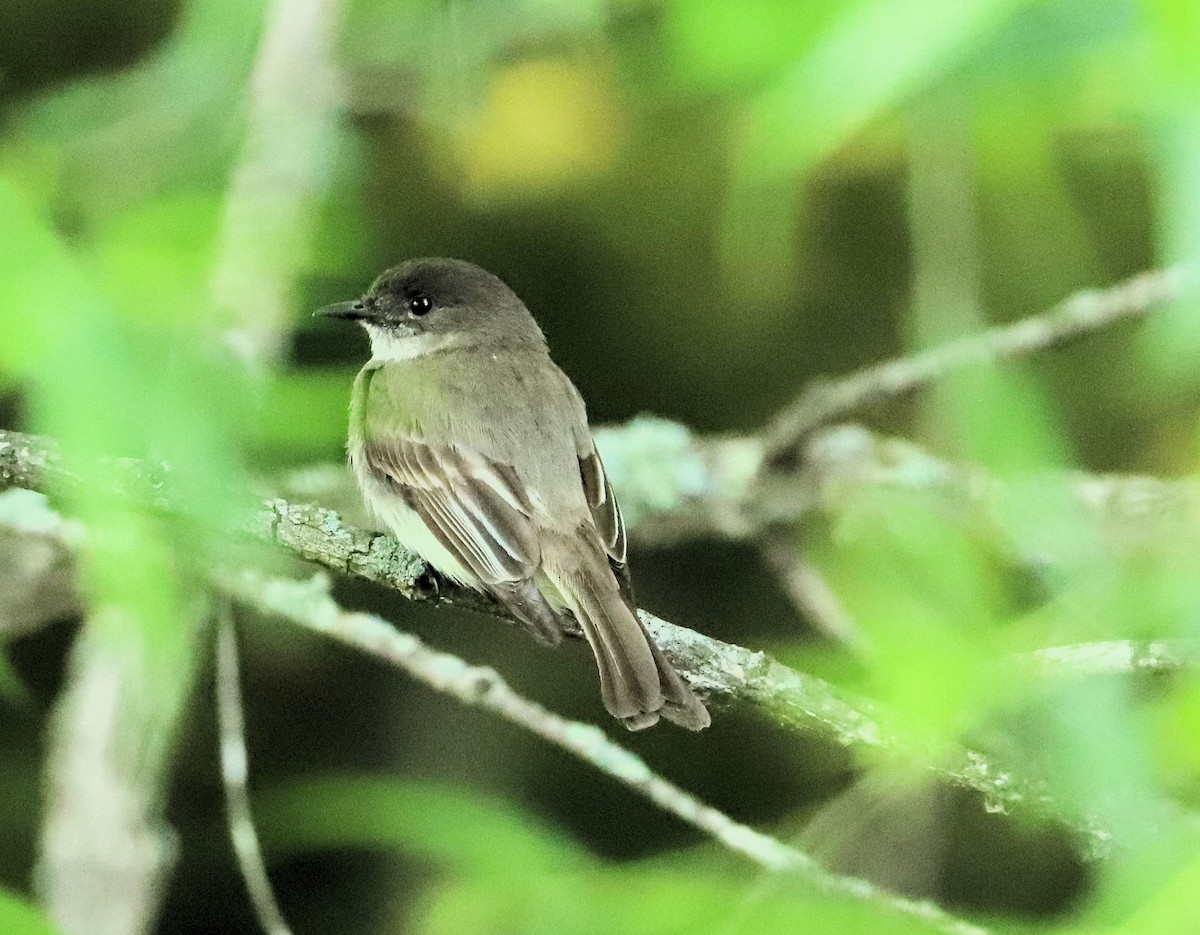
216;606;294;935
763;267;1188;459
211;0;346;368
36;606;190;935
0;488;82;639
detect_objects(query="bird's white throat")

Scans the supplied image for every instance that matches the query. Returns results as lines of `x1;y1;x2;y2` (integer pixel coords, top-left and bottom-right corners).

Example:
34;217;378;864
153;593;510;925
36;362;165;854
365;325;462;363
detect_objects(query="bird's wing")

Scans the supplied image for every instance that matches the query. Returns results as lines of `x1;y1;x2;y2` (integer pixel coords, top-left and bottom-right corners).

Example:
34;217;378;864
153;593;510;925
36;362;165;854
577;446;633;604
363;437;541;585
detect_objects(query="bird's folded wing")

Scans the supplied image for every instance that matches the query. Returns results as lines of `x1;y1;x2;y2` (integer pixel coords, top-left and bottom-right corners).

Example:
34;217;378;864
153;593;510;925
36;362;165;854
578;447;632;601
363;438;541;584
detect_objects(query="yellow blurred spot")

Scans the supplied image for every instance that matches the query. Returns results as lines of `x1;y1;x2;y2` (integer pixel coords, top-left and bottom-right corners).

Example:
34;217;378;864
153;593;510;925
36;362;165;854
456;58;623;200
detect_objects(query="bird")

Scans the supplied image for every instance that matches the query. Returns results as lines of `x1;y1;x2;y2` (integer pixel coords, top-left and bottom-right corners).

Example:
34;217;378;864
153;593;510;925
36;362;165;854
317;257;710;731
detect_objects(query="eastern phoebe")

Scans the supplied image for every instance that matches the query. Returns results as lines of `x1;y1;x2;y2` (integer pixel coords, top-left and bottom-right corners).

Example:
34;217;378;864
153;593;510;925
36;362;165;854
318;258;710;731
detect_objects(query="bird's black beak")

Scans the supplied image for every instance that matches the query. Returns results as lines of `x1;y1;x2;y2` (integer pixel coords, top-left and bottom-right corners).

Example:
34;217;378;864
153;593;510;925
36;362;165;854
314;299;375;321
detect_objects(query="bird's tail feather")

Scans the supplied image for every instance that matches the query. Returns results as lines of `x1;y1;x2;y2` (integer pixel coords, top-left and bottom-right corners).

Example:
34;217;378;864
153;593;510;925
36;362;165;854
643;630;711;731
545;535;710;732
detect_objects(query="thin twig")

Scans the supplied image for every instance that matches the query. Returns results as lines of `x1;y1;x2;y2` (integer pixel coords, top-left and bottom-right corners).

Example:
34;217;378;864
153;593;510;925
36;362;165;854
224;569;989;935
762;530;860;646
1024;639;1200;677
216;604;294;935
764;267;1188;459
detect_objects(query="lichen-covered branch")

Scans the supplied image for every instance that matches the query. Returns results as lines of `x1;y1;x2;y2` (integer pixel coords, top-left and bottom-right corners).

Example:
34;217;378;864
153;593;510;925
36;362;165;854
224;569;989;935
592;419;764;544
11;480;1200;867
1025;639;1200;676
250;496;1126;858
271;417;767;546
8;422;1200;855
793;424;1200;569
0;452;1120;859
0;431;61;492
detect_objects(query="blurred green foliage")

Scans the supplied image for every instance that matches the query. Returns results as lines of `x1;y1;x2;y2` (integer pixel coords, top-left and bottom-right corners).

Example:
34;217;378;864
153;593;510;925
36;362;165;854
0;887;60;935
4;0;1200;933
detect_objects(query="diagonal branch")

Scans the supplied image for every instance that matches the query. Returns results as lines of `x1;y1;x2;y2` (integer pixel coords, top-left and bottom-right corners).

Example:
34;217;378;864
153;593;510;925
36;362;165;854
8;425;1200;856
254;497;1120;857
763;267;1188;460
11;479;1200;870
224;568;990;935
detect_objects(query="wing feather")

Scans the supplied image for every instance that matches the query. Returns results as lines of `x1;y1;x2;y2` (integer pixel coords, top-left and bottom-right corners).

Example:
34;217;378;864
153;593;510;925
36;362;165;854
579;448;627;564
578;447;631;602
363;437;540;585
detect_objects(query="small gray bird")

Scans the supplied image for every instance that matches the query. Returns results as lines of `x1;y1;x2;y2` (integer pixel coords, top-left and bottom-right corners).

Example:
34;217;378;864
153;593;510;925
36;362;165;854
318;258;710;731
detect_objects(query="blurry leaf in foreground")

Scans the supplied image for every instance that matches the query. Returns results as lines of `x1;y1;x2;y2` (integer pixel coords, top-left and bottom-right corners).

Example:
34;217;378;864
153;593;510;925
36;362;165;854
0;889;59;935
256;369;355;462
1136;0;1200;394
1115;852;1200;935
1148;673;1200;796
720;0;1035;307
800;768;948;899
1017;678;1157;850
259;776;978;934
0;182;219;908
816;489;1009;741
929;365;1088;583
256;775;593;877
89;194;223;331
10;0;263;222
416;863;961;935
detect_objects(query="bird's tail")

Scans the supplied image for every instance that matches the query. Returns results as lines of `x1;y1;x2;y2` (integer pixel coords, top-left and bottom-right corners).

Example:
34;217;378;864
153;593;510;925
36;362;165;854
543;533;710;731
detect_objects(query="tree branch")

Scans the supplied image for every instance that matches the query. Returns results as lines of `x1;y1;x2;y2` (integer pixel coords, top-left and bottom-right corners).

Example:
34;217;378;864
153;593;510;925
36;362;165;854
9;422;1200;856
211;0;347;369
224;568;990;935
215;606;294;935
6;268;1195;873
249;497;1135;859
36;606;186;935
763;267;1188;459
0;488;82;638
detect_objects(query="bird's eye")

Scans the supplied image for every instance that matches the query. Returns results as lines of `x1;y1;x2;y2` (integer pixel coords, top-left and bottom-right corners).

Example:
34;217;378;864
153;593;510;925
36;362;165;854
407;293;433;316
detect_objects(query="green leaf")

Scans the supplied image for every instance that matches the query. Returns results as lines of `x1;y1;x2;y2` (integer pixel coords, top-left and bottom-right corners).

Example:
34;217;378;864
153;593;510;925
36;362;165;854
256;369;356;460
720;0;1038;306
0;888;60;935
256;775;593;877
417;864;965;935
